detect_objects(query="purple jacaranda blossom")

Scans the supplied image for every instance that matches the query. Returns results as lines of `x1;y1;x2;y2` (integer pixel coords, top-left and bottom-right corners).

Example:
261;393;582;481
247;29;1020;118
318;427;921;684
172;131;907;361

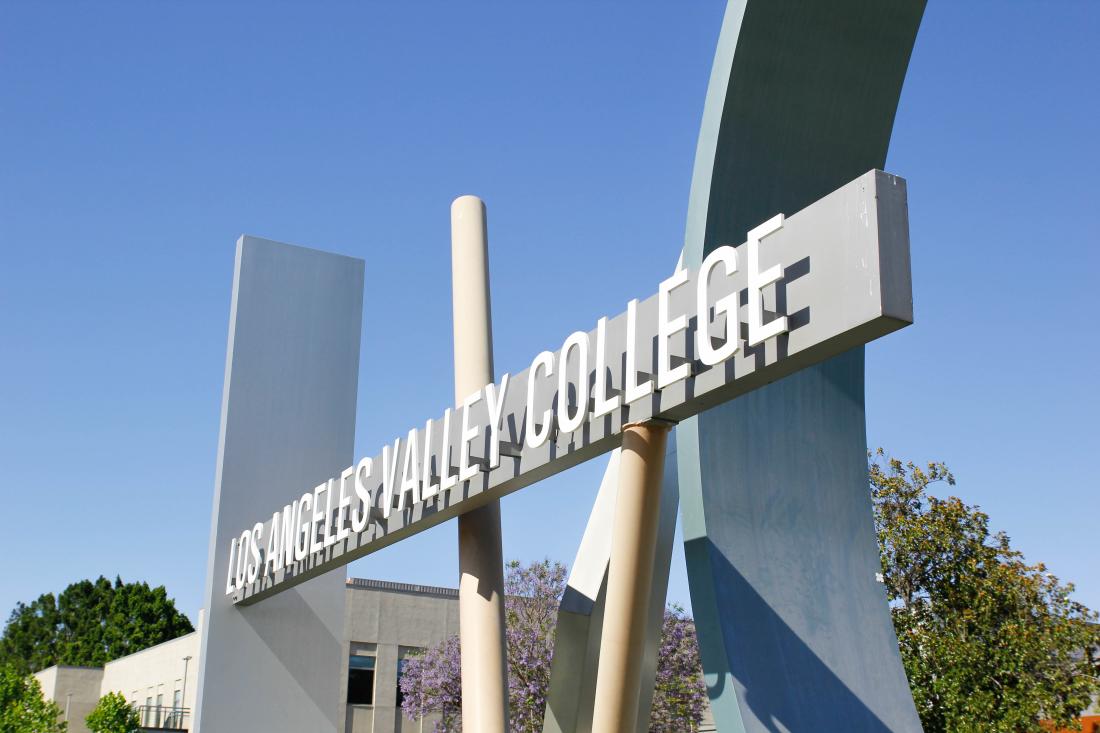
399;635;462;732
649;603;708;732
504;559;565;732
399;559;708;732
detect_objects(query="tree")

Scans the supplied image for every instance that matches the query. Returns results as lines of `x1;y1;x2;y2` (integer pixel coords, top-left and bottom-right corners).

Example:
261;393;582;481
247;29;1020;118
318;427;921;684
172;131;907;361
0;577;193;674
650;604;709;733
871;450;1100;733
399;635;462;732
85;692;140;733
504;559;566;731
399;559;708;732
0;663;66;733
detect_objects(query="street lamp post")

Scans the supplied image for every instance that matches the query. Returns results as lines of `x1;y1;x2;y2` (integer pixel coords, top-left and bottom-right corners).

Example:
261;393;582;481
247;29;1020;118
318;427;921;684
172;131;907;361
181;655;192;726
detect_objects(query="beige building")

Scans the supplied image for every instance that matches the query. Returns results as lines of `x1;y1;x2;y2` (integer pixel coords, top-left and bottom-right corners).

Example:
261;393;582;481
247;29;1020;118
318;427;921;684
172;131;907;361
33;665;110;732
35;579;459;733
35;615;202;732
35;577;713;732
339;579;460;733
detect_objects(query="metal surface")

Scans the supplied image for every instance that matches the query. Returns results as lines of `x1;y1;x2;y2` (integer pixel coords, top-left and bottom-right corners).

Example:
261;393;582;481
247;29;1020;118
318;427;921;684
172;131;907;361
194;236;363;733
590;422;671;733
450;195;509;733
543;450;621;733
543;443;679;733
235;170;912;605
677;1;926;730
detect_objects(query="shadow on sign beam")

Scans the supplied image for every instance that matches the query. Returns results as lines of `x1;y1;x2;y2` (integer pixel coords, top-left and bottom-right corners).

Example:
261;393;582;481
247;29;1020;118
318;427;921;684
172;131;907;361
244;584;345;717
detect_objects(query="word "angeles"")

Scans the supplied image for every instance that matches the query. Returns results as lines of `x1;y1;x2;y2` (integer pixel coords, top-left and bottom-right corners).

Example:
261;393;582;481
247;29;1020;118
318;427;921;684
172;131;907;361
224;215;788;596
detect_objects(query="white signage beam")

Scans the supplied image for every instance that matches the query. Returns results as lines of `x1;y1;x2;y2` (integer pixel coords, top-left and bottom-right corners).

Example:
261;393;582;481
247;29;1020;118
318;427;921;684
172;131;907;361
232;169;911;605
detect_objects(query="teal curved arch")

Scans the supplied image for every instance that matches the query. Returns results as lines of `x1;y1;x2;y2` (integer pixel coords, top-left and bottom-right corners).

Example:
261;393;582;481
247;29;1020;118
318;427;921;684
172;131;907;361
677;1;926;731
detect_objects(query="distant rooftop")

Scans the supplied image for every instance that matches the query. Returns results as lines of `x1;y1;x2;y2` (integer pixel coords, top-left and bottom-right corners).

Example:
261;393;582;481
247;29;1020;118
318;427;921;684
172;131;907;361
346;577;458;599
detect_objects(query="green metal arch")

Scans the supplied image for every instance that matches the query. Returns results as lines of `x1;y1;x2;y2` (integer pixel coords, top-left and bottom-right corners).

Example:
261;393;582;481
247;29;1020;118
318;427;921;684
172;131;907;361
678;1;926;730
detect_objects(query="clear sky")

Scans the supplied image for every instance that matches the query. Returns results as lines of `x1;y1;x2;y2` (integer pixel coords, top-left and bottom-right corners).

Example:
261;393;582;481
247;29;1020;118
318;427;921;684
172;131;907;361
2;2;1097;627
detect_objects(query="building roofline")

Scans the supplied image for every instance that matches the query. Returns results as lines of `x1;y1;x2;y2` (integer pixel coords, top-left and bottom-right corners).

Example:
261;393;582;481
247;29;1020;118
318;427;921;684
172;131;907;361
346;577;458;598
100;628;199;668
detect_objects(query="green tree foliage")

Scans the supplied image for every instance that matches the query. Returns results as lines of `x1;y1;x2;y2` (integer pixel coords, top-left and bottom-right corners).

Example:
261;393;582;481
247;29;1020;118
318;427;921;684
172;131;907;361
85;691;140;733
871;450;1100;733
0;577;193;674
0;663;66;733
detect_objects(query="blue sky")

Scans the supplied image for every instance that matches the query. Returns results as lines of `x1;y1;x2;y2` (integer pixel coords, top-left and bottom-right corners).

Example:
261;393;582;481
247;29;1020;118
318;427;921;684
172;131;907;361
1;2;1097;626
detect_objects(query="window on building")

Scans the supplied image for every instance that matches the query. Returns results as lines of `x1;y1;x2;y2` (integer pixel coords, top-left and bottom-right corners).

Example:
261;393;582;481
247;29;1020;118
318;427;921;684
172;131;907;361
155;693;164;726
144;697;153;726
169;689;183;728
347;654;376;705
396;658;409;709
396;646;424;712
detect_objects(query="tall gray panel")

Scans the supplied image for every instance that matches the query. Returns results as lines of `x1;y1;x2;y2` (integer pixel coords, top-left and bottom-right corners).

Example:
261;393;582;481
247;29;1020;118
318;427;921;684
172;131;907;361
195;236;363;733
678;1;925;731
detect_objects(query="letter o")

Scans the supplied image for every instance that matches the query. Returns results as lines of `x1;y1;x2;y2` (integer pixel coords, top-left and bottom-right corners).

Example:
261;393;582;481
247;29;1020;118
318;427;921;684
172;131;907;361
526;351;556;448
235;529;251;589
557;331;590;434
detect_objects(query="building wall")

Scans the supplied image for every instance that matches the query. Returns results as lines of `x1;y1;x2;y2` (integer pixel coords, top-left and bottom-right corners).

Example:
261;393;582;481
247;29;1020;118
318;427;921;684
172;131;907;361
33;578;720;733
34;665;104;733
100;616;202;731
33;616;201;733
342;579;460;733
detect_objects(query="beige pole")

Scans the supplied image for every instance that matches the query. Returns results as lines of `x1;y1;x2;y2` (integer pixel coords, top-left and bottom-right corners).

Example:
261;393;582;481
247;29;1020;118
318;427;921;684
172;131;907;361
590;420;671;733
450;195;509;733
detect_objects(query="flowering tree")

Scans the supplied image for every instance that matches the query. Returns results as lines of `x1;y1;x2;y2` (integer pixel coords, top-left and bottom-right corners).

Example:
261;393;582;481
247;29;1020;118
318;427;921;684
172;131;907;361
650;604;709;732
399;559;707;732
504;559;566;732
397;635;462;731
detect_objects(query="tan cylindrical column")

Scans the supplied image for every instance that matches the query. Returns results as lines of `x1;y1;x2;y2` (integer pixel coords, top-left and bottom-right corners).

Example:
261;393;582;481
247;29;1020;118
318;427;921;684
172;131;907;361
450;195;509;733
591;421;671;733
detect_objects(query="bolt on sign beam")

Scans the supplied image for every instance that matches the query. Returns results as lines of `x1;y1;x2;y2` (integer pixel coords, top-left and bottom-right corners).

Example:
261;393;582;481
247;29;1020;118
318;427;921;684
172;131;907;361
450;195;510;733
194;237;363;733
227;169;913;608
677;0;927;731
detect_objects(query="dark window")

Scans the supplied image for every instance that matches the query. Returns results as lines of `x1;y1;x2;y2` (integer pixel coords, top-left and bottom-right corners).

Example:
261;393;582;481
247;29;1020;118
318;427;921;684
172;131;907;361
395;658;409;709
347;654;376;705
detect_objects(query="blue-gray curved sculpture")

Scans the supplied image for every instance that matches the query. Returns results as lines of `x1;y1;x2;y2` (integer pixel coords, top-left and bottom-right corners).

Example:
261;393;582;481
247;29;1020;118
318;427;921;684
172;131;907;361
677;2;926;731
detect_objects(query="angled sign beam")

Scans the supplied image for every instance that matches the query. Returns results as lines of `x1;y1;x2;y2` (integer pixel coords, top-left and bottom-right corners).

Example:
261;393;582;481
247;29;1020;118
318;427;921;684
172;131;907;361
226;169;910;606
